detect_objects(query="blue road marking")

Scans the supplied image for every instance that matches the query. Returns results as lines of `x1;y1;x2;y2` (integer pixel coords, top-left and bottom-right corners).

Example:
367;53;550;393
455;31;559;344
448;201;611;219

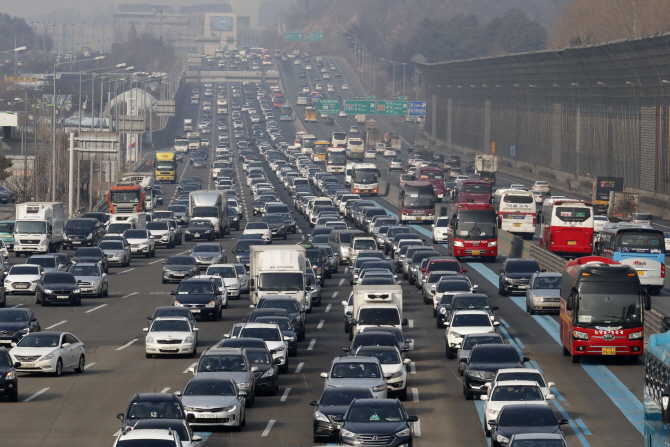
529;360;543;373
576;419;592;436
468;261;645;436
551;386;567;402
514;337;525;349
195;432;212;444
499;318;510;328
474;400;492;447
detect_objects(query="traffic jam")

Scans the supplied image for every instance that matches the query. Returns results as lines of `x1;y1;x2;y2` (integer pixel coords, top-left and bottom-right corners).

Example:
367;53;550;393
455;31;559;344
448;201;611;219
0;48;652;447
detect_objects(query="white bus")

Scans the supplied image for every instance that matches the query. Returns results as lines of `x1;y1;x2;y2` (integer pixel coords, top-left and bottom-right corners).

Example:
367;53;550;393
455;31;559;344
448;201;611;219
496;191;536;239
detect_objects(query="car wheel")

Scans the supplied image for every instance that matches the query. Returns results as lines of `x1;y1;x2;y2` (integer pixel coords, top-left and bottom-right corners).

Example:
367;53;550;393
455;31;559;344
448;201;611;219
446;345;455;359
191;346;197;358
151;249;156;258
97;288;103;298
403;272;408;280
54;358;63;377
344;321;350;333
528;302;536;315
399;387;408;401
74;299;81;307
484;425;491;437
463;386;473;400
162;279;167;284
433;307;437;318
74;355;85;373
146;353;152;359
145;251;151;258
103;285;109;297
436;319;442;329
41;299;48;307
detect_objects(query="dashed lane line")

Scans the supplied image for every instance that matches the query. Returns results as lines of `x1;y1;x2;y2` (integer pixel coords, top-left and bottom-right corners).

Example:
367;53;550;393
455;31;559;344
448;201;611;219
46;320;67;330
24;388;49;402
116;339;138;351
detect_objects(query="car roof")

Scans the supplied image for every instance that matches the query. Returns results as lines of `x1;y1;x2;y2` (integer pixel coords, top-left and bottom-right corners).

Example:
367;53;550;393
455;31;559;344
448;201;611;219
153;316;190;322
512;433;565;440
356;345;398;352
494;380;541;387
133;392;180;402
452;309;491;316
71;262;101;267
203;347;245;355
351;398;400;407
242;322;280;329
117;429;176;441
496;368;541;375
333;355;380;364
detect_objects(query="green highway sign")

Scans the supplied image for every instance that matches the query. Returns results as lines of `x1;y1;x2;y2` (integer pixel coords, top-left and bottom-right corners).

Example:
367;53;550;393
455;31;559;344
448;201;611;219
283;32;302;41
377;100;408;115
304;31;323;42
365;95;376;100
396;95;408;101
344;100;376;114
317;99;340;114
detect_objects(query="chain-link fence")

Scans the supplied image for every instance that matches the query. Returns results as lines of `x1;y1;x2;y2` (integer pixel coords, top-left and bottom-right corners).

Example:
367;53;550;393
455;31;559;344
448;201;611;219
421;33;670;195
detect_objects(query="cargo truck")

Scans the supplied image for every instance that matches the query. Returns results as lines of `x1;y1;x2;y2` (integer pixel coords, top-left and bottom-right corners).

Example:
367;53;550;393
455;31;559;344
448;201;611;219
355;114;366;124
592;177;624;214
189;190;228;238
383;132;401;152
107;183;145;214
14;202;65;256
106;213;147;236
187;132;201;151
121;173;156;211
607;192;639;222
183;119;193;132
474;154;498;185
174;137;189;153
304;107;317;123
154;152;177;183
364;119;383;150
249;245;309;308
349;285;406;339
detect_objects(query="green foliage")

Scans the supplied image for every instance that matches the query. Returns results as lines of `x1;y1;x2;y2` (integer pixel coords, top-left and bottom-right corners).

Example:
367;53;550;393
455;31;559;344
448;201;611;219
0;13;52;53
486;10;548;54
109;28;175;72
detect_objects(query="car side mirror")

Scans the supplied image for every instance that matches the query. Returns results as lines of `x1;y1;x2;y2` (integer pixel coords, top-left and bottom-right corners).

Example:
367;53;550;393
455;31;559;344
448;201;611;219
162;261;166;264
173;391;181;397
117;413;125;422
472;285;478;289
61;343;71;348
499;269;504;274
309;400;318;407
492;306;499;311
407;415;418;422
186;414;195;422
431;224;435;228
461;268;467;273
487;420;497;427
146;316;153;321
383;372;393;379
331;415;344;423
341;300;348;306
192;435;202;442
223;333;230;338
493;322;500;327
170;291;176;295
187;367;195;374
342;346;351;353
547;394;556;400
193;327;200;332
13;361;21;368
403;358;412;365
547;382;555;388
559;419;569;426
143;328;148;332
10;342;16;347
320;372;328;378
522;356;530;363
402;319;408;326
480;395;489;401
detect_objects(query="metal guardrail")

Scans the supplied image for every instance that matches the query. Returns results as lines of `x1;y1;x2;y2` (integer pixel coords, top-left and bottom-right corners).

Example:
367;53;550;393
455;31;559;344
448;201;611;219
529;244;566;273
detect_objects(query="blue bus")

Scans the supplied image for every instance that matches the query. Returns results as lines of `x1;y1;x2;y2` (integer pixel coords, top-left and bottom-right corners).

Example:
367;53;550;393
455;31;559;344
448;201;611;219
593;222;665;294
645;331;670;446
280;104;293;121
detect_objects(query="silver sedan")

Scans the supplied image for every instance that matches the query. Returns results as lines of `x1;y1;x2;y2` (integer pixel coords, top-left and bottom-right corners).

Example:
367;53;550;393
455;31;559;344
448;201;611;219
69;262;109;297
526;272;562;314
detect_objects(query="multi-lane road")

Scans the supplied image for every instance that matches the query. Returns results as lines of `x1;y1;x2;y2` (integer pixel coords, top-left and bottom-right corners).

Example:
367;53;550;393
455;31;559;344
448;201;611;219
0;54;644;447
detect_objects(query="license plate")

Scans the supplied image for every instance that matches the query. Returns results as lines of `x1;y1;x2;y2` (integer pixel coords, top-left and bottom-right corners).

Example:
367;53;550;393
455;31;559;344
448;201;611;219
15;285;28;289
175;273;185;277
602;347;616;355
22;363;34;368
415;217;423;221
567;241;577;246
197;413;218;418
191;309;201;313
471;251;481;255
161;346;179;351
195;233;200;237
57;295;69;299
73;241;81;244
637;271;645;276
513;223;521;227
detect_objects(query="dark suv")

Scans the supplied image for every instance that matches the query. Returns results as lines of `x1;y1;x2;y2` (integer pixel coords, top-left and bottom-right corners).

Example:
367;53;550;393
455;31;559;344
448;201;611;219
117;392;191;429
498;258;541;296
63;218;105;249
462;344;528;400
333;398;418;446
0;347;19;401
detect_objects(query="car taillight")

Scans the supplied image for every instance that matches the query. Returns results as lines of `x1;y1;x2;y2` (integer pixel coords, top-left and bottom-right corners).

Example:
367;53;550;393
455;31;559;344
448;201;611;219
663;264;666;278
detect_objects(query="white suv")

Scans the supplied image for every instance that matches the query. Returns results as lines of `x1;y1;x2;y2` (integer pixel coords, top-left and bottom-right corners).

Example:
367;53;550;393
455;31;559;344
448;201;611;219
445;310;499;358
432;216;450;243
113;429;181;447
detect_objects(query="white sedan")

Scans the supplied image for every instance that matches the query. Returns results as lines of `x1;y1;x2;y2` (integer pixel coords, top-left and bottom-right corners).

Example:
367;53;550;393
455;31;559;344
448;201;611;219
445;310;498;358
5;264;43;294
481;380;554;435
144;317;198;358
239;322;290;373
181;377;247;429
243;222;272;243
384;148;397;157
364;150;376;159
594;215;609;233
532;181;551;194
339;111;347;117
349;126;359;134
10;331;86;376
341;84;349;90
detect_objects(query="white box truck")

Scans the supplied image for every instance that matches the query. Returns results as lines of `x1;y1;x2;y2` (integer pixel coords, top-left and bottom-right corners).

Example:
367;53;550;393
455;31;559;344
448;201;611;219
14;202;65;256
183;119;193;132
249;246;309;308
475;154;498;185
350;285;405;338
355;114;366;124
106;212;147;236
189;190;228;237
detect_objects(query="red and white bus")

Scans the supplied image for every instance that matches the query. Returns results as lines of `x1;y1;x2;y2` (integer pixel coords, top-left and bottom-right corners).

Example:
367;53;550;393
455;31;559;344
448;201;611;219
458;179;493;204
271;92;285;107
417;166;445;200
559;256;650;363
494;190;536;240
446;202;497;261
216;99;227;115
540;200;594;256
398;181;436;223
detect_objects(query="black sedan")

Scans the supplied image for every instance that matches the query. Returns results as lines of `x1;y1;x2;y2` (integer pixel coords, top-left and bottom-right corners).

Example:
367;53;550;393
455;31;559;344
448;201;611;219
184;220;216;242
310;387;374;443
490;404;567;447
334;398;418;447
0;347;19;401
0;308;40;347
463;344;528;400
171;278;223;320
261;214;288;240
0;186;17;204
36;272;82;306
245;346;279;395
72;247;108;273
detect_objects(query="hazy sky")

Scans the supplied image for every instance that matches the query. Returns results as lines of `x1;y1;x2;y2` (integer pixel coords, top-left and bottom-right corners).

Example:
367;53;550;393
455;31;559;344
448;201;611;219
4;1;112;22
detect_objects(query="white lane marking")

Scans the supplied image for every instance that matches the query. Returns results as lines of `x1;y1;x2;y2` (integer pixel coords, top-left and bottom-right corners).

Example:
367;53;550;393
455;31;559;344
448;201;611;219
46;320;67;330
85;304;107;314
112;429;121;438
301;235;305;240
410;362;416;374
117;268;135;275
408;319;414;328
121;292;138;299
317;319;325;329
307;338;316;350
297;228;302;233
149;259;164;265
184;362;197;374
412;388;419;402
408;339;415;351
325;303;332;313
12;304;23;308
295;362;304;373
176;251;190;255
413;420;422;437
24;387;49;402
338;278;345;286
85;362;96;370
332;291;338;298
116;339;138;351
344;267;349;273
261;420;276;436
280;388;291;402
161;387;171;393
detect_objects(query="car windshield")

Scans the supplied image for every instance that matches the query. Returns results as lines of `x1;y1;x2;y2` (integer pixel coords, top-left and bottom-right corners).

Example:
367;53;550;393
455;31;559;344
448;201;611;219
471;347;519;363
492;385;543;401
260;299;299;313
235;241;255;252
166;257;196;267
108;224;131;233
198;355;247;372
192;207;219;218
17;333;61;347
533;277;561;289
497;372;546;387
453;296;491;310
358;308;400;326
347;404;404;422
69;265;100;276
193;245;220;253
188;221;211;229
9;266;39;275
247;222;269;230
435;219;450;228
455;211;497;240
331;362;380;379
124;230;148;239
258;272;303;292
452;313;491;327
0;222;14;233
66;220;94;230
74;248;101;257
499;407;557;427
262;215;283;224
357;349;400;365
257;317;291;331
0;310;29;322
506;260;540;273
99;241;123;250
240;327;281;341
184;380;237;396
44;273;76;284
353;239;377;250
177;282;214;294
510;441;565;447
147;222;169;231
127;401;183;420
151;320;191;332
168;205;187;213
155;308;191;319
462;336;503;350
208;266;236;278
26;257;56;267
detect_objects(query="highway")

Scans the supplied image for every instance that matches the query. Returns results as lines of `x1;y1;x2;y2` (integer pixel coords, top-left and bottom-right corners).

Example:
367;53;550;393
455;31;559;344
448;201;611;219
0;54;643;447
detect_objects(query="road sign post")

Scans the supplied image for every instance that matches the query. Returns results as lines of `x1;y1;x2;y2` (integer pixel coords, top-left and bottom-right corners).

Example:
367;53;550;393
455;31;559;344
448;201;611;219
408;101;427;116
343;100;376;114
317;99;340;114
